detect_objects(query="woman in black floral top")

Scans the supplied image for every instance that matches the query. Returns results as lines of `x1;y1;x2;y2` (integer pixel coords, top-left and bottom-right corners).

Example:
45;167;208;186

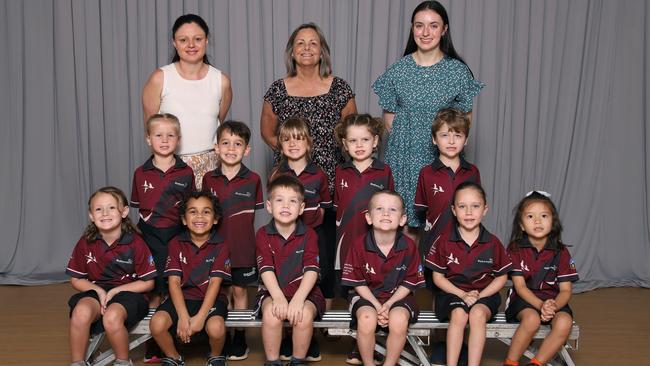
260;22;356;195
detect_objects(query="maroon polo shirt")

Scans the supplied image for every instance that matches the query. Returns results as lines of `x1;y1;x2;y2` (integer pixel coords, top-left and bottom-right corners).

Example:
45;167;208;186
425;225;512;292
507;237;579;302
201;164;264;267
272;161;332;228
66;232;157;289
414;158;481;253
256;220;321;298
164;230;231;301
341;231;425;303
334;159;395;269
131;156;195;228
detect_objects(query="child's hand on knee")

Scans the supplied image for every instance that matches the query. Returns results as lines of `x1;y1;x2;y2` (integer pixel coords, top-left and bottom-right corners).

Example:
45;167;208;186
287;299;304;325
462;291;478;306
93;288;108;314
177;315;192;343
272;297;289;320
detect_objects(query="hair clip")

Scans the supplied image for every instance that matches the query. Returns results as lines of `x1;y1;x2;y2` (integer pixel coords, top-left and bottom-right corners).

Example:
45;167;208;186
525;190;551;198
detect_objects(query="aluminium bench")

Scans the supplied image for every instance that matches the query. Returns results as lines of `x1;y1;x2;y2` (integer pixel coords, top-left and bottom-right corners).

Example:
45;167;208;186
86;309;579;366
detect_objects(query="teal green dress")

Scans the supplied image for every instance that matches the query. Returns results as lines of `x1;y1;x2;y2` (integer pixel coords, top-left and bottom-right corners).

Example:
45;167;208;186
372;54;484;227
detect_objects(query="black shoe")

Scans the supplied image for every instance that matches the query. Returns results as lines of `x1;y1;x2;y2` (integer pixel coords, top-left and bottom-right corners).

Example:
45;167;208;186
228;330;249;360
279;335;292;361
206;355;226;366
373;350;385;365
305;338;321;362
263;361;283;366
346;345;362;365
287;357;308;366
161;355;185;366
429;342;445;366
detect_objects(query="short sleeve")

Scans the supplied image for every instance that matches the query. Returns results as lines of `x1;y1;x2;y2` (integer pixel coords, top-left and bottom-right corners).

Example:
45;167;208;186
263;79;285;116
491;237;512;276
425;235;447;273
66;238;88;279
332;77;355;109
507;248;524;277
414;167;428;214
164;240;183;278
340;238;367;287
302;229;320;273
130;171;140;208
133;235;157;280
385;165;395;190
318;169;332;208
403;241;426;289
557;247;579;282
372;67;399;113
254;174;265;210
256;228;275;274
210;244;232;281
450;63;484;112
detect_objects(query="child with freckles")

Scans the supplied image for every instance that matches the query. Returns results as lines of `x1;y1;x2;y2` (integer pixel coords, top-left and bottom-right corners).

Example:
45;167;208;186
341;190;425;366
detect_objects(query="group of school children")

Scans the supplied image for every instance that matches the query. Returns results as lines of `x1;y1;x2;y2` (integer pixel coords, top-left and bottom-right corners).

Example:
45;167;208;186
66;109;579;366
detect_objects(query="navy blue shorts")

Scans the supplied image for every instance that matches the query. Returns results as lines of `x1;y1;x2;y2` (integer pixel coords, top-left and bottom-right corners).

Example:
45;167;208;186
435;291;501;322
505;296;573;323
68;290;148;334
155;296;228;339
349;296;418;331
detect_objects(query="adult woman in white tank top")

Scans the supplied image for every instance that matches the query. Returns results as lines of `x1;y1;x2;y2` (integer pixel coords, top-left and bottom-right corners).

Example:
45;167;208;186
142;14;232;189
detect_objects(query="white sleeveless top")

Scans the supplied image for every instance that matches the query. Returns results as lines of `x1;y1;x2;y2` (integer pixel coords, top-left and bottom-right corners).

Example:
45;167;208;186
159;63;222;155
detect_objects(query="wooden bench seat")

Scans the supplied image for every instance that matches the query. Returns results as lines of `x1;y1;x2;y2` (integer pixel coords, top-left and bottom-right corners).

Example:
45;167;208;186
86;309;579;366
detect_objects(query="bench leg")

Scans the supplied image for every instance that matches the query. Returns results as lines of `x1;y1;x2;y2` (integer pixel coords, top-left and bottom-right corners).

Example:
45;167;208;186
406;335;431;366
556;346;575;366
85;333;105;363
91;334;152;366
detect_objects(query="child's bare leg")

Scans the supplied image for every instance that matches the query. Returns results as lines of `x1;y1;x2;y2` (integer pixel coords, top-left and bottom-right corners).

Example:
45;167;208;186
506;308;541;361
467;304;491;366
534;312;573;363
149;293;161;308
384;307;410;366
292;301;317;359
232;285;248;310
69;297;102;362
447;308;469;366
261;297;283;360
102;303;129;360
206;316;227;356
149;311;180;359
355;306;378;366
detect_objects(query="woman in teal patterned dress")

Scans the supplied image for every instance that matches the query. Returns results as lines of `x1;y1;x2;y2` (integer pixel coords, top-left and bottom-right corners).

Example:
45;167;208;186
373;0;484;232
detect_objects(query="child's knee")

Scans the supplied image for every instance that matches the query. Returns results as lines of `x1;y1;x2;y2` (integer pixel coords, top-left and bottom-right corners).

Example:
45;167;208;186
70;303;97;326
206;316;226;337
102;307;126;332
552;313;573;334
520;310;541;330
449;308;469;325
388;308;410;334
149;312;170;335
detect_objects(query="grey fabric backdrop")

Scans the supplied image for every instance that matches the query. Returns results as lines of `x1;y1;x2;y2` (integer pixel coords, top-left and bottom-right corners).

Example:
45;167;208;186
1;0;648;292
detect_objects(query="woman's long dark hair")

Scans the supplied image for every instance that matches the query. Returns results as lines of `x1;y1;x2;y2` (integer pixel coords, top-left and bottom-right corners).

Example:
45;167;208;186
171;14;211;65
403;1;467;67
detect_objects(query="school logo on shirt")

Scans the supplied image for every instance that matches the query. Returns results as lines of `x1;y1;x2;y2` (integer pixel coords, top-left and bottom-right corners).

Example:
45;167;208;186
142;180;154;193
340;179;348;189
179;252;187;264
520;260;530;272
395;264;407;271
569;257;576;270
370;183;384;190
364;263;376;274
446;253;459;265
85;252;97;264
424;219;433;232
235;191;252;197
174;181;188;188
304;188;316;195
431;184;444;196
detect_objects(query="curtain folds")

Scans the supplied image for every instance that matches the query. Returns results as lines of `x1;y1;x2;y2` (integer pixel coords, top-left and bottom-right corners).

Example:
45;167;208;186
1;0;648;291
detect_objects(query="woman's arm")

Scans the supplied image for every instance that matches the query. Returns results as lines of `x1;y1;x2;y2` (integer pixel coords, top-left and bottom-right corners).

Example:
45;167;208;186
218;73;233;122
341;98;358;119
382;111;395;133
141;68;164;125
260;101;279;149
